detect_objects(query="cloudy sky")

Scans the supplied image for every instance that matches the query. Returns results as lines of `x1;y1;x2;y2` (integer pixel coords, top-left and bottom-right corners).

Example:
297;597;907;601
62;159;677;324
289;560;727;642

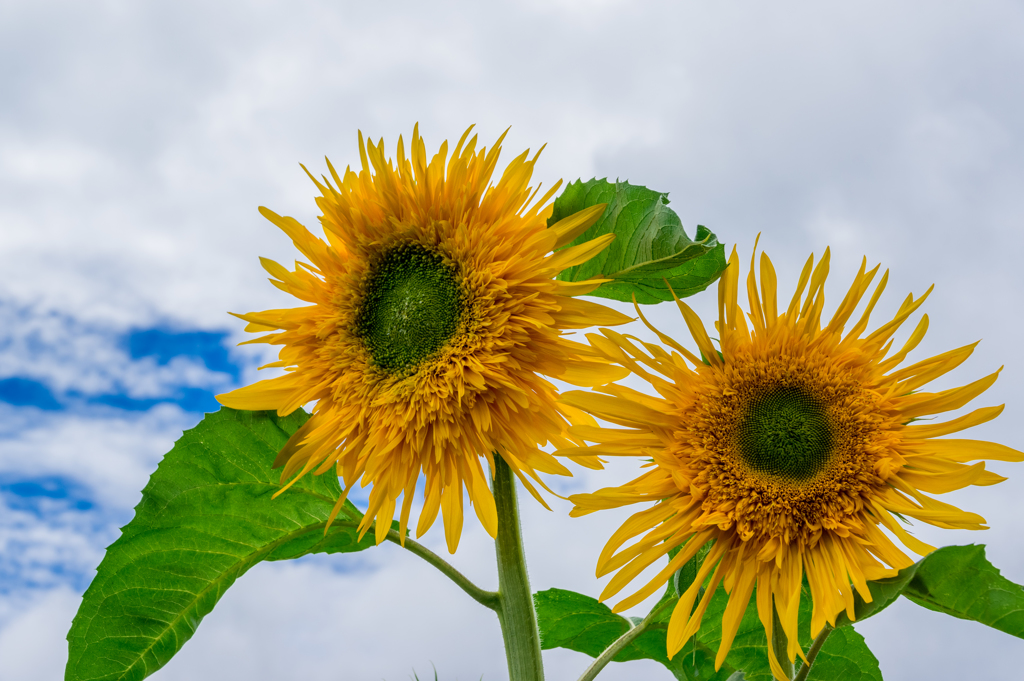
2;1;1024;679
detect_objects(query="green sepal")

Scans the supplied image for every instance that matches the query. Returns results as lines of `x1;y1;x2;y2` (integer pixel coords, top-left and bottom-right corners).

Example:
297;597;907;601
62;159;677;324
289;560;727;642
548;178;727;304
65;408;389;681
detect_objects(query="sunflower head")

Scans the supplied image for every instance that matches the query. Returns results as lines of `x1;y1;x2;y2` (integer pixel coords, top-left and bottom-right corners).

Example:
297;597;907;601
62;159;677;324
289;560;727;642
217;126;630;553
561;242;1022;679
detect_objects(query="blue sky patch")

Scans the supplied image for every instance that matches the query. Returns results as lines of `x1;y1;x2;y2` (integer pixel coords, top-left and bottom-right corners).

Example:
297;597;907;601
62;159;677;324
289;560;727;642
91;387;222;414
126;328;240;381
0;475;94;516
0;377;62;410
0;319;245;414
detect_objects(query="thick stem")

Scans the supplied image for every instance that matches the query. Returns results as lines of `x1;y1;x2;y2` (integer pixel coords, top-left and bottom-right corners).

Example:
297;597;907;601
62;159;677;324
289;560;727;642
772;602;794;680
792;624;833;681
493;456;546;681
575;597;675;681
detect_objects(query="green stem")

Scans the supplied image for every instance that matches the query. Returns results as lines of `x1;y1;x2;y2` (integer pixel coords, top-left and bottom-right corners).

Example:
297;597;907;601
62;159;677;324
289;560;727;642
575;597;675;681
493;456;546;681
792;624;833;681
334;521;500;610
772;602;794;680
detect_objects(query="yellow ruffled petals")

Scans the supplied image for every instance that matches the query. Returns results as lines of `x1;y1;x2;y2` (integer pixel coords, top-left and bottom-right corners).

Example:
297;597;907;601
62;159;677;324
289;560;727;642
221;126;651;556
558;240;1021;681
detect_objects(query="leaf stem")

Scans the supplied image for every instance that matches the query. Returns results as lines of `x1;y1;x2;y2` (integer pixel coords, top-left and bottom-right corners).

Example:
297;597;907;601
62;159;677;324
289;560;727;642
792;624;833;681
333;521;500;610
493;456;546;681
574;597;675;681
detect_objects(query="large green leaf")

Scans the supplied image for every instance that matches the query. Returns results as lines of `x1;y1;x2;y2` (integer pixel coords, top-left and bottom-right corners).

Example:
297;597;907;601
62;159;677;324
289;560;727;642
534;588;733;681
549;178;727;304
685;543;1024;679
536;534;880;681
65;408;380;681
538;543;1024;680
902;544;1024;638
832;565;922;627
830;544;1024;640
799;626;881;681
690;582;804;681
680;580;882;681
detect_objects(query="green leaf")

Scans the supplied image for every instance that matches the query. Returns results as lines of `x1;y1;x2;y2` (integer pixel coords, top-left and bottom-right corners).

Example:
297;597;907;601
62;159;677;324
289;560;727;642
832;564;922;627
831;544;1024;640
549;178;727;304
690;580;881;681
692;543;1024;679
534;588;734;681
534;588;631;659
535;545;884;681
800;626;881;681
902;544;1024;638
687;582;786;681
66;408;380;681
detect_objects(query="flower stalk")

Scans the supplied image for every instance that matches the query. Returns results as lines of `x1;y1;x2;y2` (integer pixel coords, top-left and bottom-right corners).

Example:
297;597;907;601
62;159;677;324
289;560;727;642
793;624;833;681
493;455;546;681
575;596;675;681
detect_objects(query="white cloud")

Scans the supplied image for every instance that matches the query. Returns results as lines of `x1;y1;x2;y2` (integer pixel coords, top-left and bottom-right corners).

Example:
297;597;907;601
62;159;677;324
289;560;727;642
0;404;194;509
0;495;109;598
0;586;81;681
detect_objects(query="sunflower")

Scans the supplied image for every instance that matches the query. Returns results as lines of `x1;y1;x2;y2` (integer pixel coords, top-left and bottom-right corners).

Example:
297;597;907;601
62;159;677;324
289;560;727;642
217;126;630;553
561;243;1022;679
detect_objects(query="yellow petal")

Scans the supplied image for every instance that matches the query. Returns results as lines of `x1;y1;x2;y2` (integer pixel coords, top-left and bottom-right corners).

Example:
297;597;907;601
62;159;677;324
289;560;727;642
898;369;1001;418
550;203;608;249
901;405;1004;438
549;361;630;387
560;391;673;429
441;476;465;554
216;375;303;413
546;233;615;272
552;298;632;328
908;438;1024;463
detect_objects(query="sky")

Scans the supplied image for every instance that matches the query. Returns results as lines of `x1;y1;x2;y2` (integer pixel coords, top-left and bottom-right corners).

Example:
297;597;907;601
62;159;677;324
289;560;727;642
2;1;1024;679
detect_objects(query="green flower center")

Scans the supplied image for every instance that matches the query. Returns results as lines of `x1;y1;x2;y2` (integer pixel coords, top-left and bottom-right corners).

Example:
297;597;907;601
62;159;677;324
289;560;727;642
736;386;832;480
356;243;463;374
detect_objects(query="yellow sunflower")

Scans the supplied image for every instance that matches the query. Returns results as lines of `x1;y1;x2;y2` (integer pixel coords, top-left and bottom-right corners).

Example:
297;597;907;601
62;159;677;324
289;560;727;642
217;126;630;553
561;243;1022;679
